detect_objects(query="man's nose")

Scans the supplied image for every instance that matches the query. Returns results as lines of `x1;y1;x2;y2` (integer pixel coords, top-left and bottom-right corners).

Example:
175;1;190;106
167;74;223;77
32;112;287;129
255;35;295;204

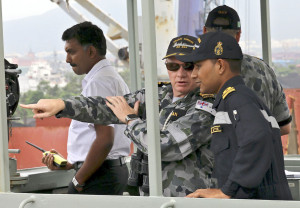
176;65;187;77
191;68;197;79
65;54;71;63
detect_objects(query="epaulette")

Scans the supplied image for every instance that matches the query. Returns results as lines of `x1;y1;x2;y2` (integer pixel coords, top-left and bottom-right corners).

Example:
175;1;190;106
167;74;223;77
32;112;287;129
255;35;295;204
222;87;236;99
158;82;171;87
199;93;215;99
253;56;264;62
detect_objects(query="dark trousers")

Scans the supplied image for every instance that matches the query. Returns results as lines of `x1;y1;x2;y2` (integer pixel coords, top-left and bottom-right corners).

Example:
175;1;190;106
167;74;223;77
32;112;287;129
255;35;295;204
68;161;129;195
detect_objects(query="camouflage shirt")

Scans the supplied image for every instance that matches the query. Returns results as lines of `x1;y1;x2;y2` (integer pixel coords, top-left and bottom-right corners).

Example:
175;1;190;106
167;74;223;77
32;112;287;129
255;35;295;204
57;84;215;197
241;54;291;126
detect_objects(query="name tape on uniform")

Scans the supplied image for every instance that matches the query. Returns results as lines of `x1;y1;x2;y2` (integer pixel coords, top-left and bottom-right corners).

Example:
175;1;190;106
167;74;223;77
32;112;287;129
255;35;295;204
195;100;216;116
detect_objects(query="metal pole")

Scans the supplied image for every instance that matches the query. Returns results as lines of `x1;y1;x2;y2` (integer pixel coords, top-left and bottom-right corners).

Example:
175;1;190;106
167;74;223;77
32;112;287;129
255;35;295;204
141;0;163;196
260;0;272;66
127;0;142;91
0;0;11;192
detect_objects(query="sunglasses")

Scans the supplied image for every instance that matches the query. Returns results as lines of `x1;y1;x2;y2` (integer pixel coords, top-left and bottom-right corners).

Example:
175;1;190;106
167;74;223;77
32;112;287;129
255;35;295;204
165;62;194;71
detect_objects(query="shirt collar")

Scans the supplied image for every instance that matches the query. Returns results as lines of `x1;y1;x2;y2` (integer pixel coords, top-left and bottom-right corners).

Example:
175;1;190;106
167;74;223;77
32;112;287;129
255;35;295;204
213;75;244;109
82;59;111;87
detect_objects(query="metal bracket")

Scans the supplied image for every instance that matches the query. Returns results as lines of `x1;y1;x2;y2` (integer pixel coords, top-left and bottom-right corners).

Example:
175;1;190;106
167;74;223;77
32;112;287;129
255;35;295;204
160;199;176;208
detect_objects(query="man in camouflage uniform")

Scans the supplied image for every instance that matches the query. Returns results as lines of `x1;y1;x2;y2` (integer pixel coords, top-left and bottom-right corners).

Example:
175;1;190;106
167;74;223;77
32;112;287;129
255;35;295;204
203;5;292;134
21;35;216;197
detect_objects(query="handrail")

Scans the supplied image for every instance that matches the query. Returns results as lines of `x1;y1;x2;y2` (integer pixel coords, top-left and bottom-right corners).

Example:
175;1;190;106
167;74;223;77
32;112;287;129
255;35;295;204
19;195;36;208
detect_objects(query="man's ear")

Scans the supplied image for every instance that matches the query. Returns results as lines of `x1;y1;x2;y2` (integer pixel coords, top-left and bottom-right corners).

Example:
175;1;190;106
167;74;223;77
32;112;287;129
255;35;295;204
216;59;226;75
236;30;242;42
203;26;207;34
88;45;98;58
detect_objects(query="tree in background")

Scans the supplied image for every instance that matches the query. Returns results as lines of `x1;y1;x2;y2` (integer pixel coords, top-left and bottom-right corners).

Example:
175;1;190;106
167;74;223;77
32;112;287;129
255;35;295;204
14;72;83;126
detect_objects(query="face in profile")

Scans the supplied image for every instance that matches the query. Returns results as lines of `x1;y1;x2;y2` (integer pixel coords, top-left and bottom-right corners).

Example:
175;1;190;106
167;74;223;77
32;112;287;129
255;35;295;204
64;38;91;75
191;59;221;94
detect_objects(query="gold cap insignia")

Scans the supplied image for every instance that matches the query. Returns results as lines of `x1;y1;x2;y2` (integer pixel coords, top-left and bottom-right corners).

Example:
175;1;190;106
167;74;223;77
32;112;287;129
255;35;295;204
214;41;223;56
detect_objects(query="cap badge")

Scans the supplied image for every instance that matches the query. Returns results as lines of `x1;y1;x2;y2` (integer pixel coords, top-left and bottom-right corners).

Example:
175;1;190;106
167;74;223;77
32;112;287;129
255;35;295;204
173;41;200;49
197;37;201;44
214;41;223;56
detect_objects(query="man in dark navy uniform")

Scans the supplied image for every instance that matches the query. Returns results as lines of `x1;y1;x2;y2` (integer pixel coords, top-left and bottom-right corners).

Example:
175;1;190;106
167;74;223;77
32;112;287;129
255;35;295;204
181;32;292;200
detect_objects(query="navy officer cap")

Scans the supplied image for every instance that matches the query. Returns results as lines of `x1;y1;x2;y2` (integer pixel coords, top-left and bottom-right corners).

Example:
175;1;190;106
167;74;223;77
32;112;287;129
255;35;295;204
162;35;200;60
178;31;243;63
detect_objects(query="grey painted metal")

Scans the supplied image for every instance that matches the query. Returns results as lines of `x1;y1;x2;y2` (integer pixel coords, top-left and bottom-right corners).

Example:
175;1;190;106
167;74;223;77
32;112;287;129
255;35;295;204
141;0;163;196
8;149;20;154
127;0;142;91
260;0;272;65
0;193;300;208
74;0;128;41
0;0;10;193
10;167;75;193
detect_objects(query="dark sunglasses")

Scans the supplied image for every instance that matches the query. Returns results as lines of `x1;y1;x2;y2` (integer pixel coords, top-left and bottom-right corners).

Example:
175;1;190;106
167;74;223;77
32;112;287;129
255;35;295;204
165;62;194;71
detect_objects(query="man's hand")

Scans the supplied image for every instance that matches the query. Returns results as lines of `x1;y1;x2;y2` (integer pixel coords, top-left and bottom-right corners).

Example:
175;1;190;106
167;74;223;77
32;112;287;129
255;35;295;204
19;99;65;119
105;96;140;123
42;149;72;170
186;189;230;199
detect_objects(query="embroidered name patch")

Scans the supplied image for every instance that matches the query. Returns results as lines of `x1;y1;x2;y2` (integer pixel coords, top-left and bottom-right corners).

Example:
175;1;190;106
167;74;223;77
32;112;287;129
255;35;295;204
195;100;216;115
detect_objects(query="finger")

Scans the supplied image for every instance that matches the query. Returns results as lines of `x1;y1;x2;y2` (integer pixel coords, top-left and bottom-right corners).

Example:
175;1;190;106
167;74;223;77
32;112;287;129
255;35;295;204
50;149;58;154
106;97;118;105
186;193;195;198
33;112;51;119
134;101;140;113
106;100;114;110
116;96;126;103
20;103;41;110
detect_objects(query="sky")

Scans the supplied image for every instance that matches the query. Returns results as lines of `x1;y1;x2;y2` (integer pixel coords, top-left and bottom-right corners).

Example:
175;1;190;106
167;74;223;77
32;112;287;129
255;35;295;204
2;0;57;21
1;0;300;57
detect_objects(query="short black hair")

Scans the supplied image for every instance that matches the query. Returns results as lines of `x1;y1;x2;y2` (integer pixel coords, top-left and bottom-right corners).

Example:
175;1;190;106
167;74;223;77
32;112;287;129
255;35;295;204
210;59;242;74
62;21;106;56
227;59;242;74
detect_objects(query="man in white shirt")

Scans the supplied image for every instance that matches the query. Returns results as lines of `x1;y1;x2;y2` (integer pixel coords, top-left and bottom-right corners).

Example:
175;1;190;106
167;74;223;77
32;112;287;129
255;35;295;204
42;21;131;195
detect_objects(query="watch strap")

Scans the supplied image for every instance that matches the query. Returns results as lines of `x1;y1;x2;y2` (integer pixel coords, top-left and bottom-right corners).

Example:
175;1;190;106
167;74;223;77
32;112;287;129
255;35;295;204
72;176;85;188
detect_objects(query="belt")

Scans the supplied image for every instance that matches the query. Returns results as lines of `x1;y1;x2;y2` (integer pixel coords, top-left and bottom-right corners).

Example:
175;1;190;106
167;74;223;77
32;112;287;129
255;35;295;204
73;157;126;171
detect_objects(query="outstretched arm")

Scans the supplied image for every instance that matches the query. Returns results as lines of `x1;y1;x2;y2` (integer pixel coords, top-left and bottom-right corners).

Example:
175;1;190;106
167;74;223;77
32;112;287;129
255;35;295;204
20;99;65;119
20;89;146;125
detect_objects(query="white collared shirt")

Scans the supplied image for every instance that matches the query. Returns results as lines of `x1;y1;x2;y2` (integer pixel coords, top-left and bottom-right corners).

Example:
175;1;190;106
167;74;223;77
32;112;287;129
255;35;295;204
67;59;131;164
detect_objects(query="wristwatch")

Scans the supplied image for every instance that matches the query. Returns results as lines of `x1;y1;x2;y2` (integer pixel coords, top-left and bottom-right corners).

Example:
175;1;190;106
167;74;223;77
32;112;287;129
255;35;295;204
125;114;139;124
72;176;85;188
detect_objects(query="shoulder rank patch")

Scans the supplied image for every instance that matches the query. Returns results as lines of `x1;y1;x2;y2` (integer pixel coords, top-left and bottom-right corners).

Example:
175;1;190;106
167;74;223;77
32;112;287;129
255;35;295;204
222;87;236;99
211;125;222;134
199;93;215;99
195;100;216;116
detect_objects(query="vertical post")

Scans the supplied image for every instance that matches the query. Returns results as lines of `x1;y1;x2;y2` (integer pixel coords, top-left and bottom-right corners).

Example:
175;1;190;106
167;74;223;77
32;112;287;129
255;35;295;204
260;0;272;65
0;0;11;192
141;0;163;196
127;0;142;91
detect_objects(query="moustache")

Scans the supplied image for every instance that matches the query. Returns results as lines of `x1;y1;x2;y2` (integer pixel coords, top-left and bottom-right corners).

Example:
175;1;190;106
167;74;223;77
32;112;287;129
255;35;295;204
70;63;77;67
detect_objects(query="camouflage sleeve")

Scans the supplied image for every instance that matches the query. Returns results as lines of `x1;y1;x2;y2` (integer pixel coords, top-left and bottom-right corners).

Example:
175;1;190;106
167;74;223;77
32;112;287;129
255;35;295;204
56;89;146;125
241;55;291;125
124;107;214;162
260;61;291;125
